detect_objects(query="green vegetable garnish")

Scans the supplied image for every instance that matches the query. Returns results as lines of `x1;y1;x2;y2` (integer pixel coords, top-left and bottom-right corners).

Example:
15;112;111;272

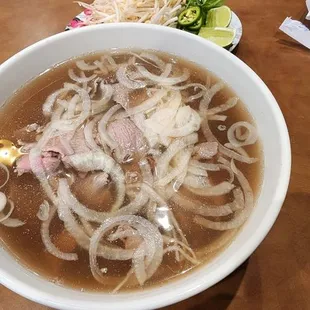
186;0;225;11
178;6;202;26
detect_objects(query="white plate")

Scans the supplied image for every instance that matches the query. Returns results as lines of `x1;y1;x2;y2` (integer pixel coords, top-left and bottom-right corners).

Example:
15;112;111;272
65;10;242;52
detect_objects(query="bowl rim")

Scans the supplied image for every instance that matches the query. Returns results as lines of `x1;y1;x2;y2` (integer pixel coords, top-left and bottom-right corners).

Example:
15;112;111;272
0;23;291;310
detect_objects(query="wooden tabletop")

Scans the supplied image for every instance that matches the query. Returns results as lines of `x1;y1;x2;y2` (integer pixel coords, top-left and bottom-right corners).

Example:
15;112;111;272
1;0;309;309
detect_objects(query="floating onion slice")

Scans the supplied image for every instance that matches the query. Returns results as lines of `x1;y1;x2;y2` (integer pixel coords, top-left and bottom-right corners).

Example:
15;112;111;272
184;90;205;103
185;181;235;197
94;60;108;75
170;83;207;92
37;200;50;221
156;133;198;180
201;119;258;164
164;244;200;265
194;160;252;230
0;163;9;190
139;53;166;70
183;174;211;189
207;97;238;116
57;193;134;261
0;198;15;223
164;107;201;138
224;143;249;157
137;66;190;86
84;115;102;151
199;81;224;116
80;217;95;237
227;121;258;148
125;89;168;116
76;60;98;71
209;114;227;121
41;206;78;261
1;218;25;227
0;192;7;212
65;151;125;212
51;83;91;132
91;83;114;115
171;190;241;217
163;236;198;263
139;159;154;186
155;148;192;187
63;94;80;120
98;104;122;149
189;159;221;172
116;65;147;89
187;165;209;177
68;68;97;83
42;88;68;116
58;176;147;223
89;215;163;286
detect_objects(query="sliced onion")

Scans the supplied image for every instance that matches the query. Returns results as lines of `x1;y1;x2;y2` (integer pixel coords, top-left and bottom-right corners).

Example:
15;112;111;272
224;143;249;157
199;81;224;116
184;90;205;103
68;68;97;83
140;183;167;206
164;245;199;265
227;121;258;147
89;215;163;286
0;161;9;189
116;65;147;89
137;66;190;85
41;206;78;261
187;165;208;177
98;104;122;149
189;159;221;172
164;107;201;138
0;192;7;212
183;174;210;189
64;152;125;212
155;148;192;187
156;133;198;180
125;89;168;116
84;115;102;151
186;181;234;197
65;94;80;120
201;119;258;164
1;218;25;227
0;199;14;223
172;191;239;217
42;88;68;116
208;114;227;121
59;178;148;223
91;83;114;115
194;160;253;230
57;194;134;260
94;60;108;75
160;63;173;78
76;60;98;71
51;83;91;132
139;159;154;185
170;83;207;91
36;200;50;221
139;52;166;70
207;97;238;116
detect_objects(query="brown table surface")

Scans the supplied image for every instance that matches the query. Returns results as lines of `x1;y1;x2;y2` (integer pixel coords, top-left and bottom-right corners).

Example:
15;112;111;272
0;0;309;309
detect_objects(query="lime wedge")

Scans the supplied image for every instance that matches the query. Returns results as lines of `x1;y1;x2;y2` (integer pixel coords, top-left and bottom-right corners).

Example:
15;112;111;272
206;6;232;28
198;27;236;48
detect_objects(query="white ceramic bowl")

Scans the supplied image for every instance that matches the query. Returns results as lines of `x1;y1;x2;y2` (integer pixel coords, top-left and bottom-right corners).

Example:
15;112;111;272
0;24;291;310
